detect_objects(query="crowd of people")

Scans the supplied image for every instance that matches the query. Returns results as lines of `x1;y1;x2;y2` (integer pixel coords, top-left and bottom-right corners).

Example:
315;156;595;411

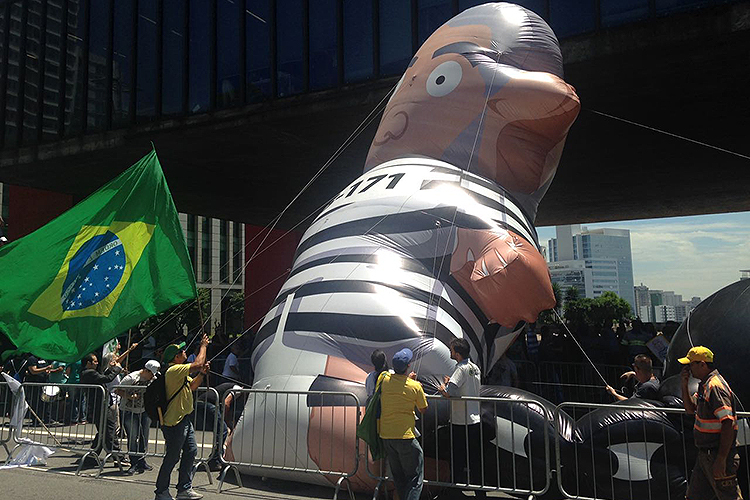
0;332;253;500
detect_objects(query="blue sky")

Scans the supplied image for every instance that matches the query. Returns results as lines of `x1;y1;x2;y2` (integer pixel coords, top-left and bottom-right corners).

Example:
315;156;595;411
536;211;750;301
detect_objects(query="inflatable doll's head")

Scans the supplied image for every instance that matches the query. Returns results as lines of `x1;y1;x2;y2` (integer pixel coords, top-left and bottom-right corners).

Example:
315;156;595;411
366;2;580;221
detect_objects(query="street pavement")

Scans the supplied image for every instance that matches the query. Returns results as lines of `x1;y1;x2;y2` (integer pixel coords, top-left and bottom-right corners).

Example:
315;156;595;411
0;447;514;500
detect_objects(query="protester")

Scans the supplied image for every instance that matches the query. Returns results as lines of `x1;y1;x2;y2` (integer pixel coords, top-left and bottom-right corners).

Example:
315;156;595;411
117;360;160;475
48;360;68;423
101;351;124;453
194;381;243;471
24;355;60;426
680;346;742;500
154;334;210;500
439;338;486;497
65;359;86;424
378;348;428;500
486;353;518;388
606;354;660;401
221;343;242;383
80;353;123;458
620;319;652;363
365;349;389;400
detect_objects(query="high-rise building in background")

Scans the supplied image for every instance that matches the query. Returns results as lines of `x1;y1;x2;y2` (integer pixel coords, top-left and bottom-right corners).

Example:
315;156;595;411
632;283;700;323
547;225;635;311
180;214;245;334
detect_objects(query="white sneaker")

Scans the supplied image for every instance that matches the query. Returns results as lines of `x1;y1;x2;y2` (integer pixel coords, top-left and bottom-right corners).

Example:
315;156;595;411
154;492;173;500
175;489;203;500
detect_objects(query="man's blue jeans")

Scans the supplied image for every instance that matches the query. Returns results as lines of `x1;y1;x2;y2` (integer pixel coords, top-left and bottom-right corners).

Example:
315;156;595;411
121;410;151;466
155;417;198;495
383;438;424;500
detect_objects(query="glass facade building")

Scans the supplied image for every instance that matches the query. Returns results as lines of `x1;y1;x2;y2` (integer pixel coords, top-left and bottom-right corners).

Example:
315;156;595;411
0;0;738;149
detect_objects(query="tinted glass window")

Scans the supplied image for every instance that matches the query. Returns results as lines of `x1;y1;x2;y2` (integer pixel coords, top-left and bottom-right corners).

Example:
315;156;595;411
65;0;87;135
418;0;452;45
380;0;412;76
309;0;338;90
112;0;134;128
189;0;210;114
276;0;304;96
41;0;62;140
549;0;596;37
217;0;240;108
163;0;186;115
137;1;157;120
655;0;713;13
343;0;373;83
22;0;43;144
511;0;548;19
87;0;110;132
245;0;271;101
3;3;20;145
601;0;649;27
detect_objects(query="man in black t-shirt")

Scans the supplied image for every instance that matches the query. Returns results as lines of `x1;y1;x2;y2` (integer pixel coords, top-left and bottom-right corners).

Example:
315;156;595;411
24;356;57;425
194;382;247;470
606;354;661;401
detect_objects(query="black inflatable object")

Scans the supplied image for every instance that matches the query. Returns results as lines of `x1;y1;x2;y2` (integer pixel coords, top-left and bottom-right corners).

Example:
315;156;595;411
417;383;574;498
664;279;750;409
568;398;688;500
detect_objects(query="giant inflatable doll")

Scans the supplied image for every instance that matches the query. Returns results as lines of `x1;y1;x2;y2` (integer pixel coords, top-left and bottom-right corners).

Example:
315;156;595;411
231;2;580;490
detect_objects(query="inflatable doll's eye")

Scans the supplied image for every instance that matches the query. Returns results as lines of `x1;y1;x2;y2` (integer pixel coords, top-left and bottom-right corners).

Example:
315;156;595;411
426;61;462;97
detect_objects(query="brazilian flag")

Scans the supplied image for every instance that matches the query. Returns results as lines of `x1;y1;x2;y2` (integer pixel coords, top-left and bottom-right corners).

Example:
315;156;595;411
0;150;197;362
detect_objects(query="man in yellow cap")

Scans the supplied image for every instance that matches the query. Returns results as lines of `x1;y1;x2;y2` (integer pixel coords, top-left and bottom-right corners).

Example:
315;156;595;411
680;346;743;500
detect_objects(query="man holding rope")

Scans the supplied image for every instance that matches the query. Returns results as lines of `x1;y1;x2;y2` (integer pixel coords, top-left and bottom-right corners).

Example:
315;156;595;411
154;334;210;500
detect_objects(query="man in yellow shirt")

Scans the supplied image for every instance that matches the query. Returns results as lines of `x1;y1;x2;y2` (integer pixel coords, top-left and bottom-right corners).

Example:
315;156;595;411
378;348;428;500
154;334;210;500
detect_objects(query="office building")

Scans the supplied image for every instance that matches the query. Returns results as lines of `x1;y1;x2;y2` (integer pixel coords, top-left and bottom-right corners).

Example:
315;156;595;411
548;260;594;300
548;225;635;310
180;213;245;334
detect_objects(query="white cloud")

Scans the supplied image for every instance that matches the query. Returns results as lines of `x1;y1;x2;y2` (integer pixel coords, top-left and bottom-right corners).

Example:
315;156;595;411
540;212;750;300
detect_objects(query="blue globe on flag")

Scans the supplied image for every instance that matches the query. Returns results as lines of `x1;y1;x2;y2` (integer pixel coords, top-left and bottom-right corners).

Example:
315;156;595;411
61;231;126;311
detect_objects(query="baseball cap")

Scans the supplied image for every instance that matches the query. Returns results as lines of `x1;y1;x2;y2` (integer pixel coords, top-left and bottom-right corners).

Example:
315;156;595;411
162;342;186;364
145;360;160;375
678;346;714;364
392;348;414;373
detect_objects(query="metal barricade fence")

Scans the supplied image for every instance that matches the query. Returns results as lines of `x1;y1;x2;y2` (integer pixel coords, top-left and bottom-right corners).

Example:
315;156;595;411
554;402;750;500
111;385;219;482
11;382;108;470
217;389;361;499
366;394;551;499
0;381;12;459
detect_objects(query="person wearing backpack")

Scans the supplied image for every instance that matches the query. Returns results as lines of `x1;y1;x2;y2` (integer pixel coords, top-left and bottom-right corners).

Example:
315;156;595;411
154;334;210;500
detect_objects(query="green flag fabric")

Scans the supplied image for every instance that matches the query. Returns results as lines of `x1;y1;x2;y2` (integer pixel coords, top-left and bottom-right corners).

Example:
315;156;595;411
0;150;197;362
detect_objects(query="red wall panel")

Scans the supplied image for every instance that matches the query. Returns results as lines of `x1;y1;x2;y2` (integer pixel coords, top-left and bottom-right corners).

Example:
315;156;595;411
6;185;74;240
243;225;302;334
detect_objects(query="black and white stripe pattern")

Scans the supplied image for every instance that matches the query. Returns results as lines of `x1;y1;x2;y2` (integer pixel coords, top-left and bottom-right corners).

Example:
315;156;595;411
253;158;532;373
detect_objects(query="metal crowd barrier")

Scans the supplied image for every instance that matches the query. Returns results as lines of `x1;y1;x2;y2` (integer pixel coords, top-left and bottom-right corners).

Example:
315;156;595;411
366;394;551;499
554;401;750;500
9;382;108;471
113;385;220;482
7;381;220;481
217;388;361;500
0;381;12;459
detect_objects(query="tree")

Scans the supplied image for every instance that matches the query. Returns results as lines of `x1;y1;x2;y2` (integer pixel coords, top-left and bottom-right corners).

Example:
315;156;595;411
562;291;632;332
537;282;563;325
138;288;211;346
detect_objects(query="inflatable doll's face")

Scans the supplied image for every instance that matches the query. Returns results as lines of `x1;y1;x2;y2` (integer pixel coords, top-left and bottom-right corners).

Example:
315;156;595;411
366;22;580;195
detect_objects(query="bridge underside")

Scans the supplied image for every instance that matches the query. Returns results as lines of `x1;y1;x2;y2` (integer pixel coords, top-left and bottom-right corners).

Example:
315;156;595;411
2;4;749;229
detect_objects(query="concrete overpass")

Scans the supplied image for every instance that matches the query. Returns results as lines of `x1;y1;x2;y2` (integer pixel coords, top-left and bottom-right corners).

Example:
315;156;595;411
1;1;749;231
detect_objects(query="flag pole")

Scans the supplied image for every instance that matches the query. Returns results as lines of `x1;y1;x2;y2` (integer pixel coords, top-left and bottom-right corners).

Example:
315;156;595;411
125;329;132;372
197;289;210;390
